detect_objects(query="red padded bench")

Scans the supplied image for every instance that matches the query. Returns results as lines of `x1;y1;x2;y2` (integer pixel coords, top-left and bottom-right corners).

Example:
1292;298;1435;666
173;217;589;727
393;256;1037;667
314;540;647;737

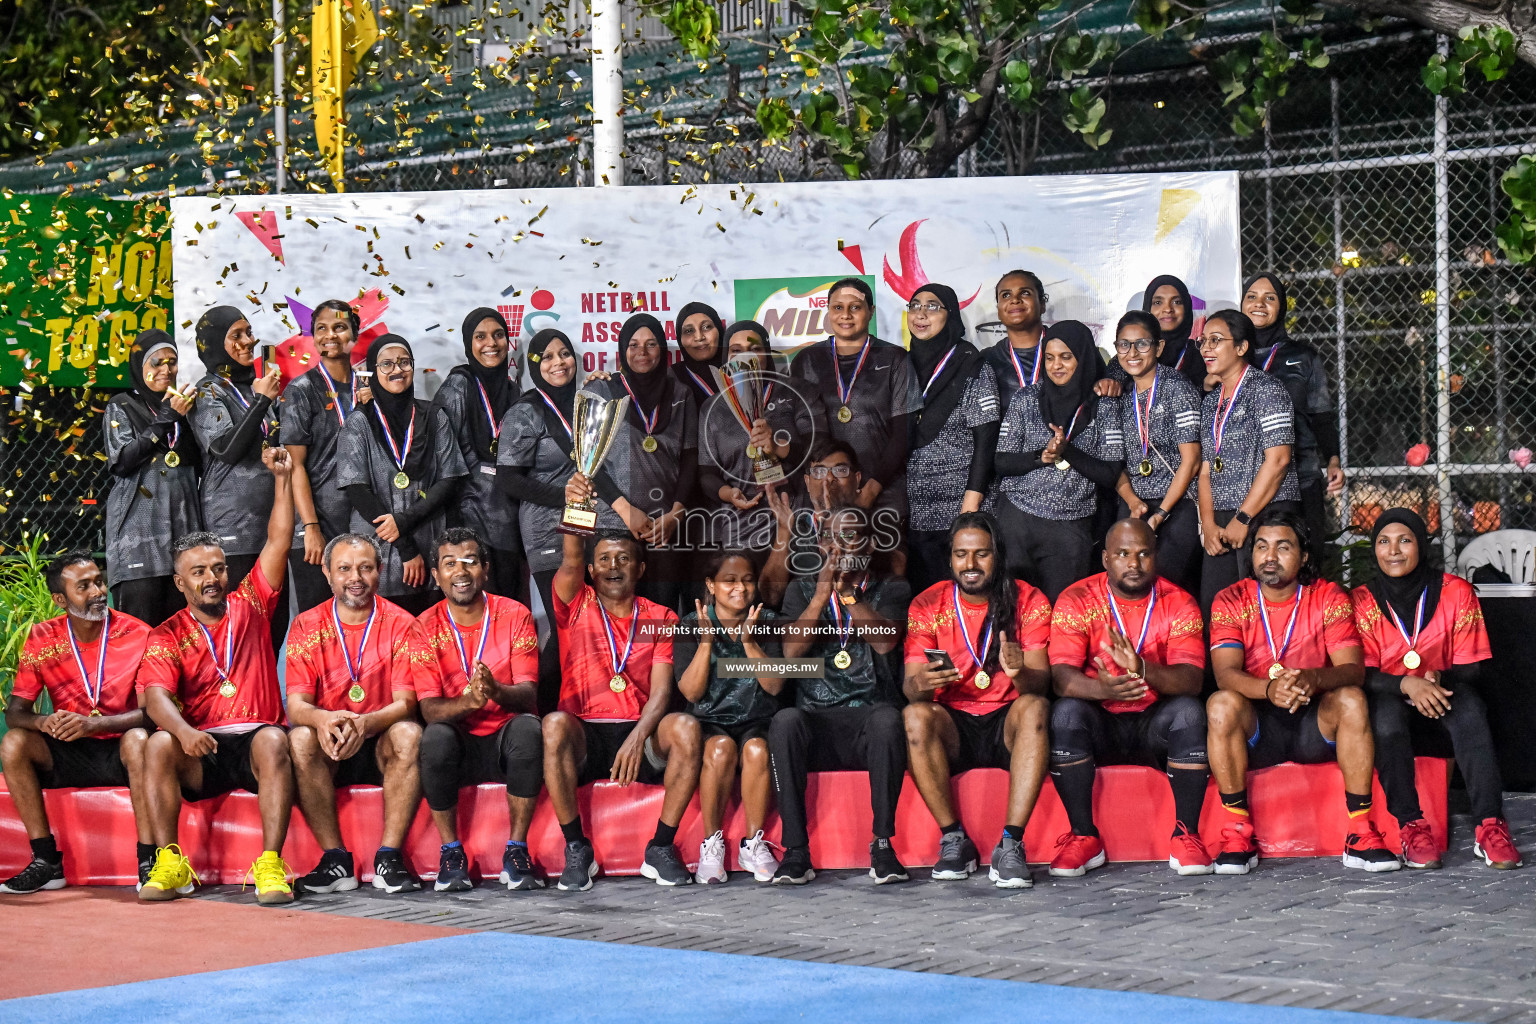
0;759;1448;885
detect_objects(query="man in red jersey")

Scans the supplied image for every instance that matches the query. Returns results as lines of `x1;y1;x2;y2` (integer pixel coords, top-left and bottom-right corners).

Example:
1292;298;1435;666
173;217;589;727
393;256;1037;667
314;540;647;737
1048;518;1213;878
1207;508;1399;874
0;553;153;894
137;446;297;905
545;474;698;890
287;533;423;895
903;512;1052;889
414;527;543;893
1352;508;1520;870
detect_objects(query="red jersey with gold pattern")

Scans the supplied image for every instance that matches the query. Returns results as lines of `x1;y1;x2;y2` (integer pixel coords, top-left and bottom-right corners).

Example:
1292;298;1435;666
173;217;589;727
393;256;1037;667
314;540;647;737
285;597;417;714
13;611;151;739
1350;573;1490;674
904;581;1052;714
1209;579;1360;678
1049;573;1205;714
553;583;676;721
412;595;538;736
137;567;285;730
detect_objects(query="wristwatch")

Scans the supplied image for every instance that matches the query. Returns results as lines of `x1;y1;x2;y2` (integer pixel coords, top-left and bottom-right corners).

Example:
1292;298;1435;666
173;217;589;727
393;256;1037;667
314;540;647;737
838;591;858;606
1233;509;1253;526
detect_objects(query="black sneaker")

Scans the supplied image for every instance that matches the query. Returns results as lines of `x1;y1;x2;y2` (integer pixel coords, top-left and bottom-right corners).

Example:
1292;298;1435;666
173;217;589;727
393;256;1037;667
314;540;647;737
988;834;1033;889
433;845;475;892
297;849;358;894
556;840;598;892
771;846;816;885
640;844;694;886
931;830;979;880
0;856;65;894
499;844;544;891
372;849;422;894
137;852;155;893
868;838;909;884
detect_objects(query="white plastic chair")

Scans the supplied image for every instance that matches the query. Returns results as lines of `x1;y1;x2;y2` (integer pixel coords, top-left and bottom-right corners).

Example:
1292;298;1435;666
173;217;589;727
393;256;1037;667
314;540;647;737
1457;529;1536;583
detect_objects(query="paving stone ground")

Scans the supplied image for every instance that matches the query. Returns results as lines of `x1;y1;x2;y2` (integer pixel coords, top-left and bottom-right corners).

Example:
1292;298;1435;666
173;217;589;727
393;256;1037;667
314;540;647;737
199;794;1536;1023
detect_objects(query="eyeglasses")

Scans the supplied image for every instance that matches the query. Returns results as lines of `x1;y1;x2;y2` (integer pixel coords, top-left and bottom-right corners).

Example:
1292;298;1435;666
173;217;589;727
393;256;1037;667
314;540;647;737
376;357;414;372
906;300;945;313
1114;338;1155;353
808;464;853;479
1198;335;1232;350
822;529;863;543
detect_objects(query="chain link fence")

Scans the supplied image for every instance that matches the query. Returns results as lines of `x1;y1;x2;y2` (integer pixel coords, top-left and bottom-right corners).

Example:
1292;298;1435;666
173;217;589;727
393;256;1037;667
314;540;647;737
11;28;1536;575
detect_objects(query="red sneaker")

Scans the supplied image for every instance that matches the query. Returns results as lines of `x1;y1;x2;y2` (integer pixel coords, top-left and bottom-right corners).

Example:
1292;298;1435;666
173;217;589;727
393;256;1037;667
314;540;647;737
1343;824;1403;872
1398;819;1442;869
1169;828;1214;876
1047;833;1106;878
1214;819;1259;875
1474;817;1523;870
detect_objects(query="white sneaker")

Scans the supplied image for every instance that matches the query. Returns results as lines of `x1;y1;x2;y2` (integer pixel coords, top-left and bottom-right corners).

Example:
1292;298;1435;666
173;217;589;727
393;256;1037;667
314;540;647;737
738;830;781;883
695;830;728;884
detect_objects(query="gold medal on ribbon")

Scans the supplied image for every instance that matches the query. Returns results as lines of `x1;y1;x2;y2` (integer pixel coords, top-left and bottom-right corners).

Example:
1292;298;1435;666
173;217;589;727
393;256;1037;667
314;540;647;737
393;471;411;490
1055;460;1071;472
1212;456;1225;473
489;437;498;457
837;405;853;424
1403;650;1422;671
89;707;103;716
974;673;991;690
164;450;181;468
1268;663;1284;680
833;649;852;670
219;680;237;699
609;674;628;693
641;435;658;453
1138;459;1153;476
348;683;366;703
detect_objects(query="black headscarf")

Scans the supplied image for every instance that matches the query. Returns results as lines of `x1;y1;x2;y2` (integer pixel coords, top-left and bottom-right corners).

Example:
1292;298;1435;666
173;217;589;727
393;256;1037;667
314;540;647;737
451;307;514;461
909;284;981;450
617;313;674;434
1242;272;1294;352
673;301;726;401
129;329;177;411
523;327;578;435
1365;508;1443;632
1036;320;1102;439
194;305;255;385
723;320;779;372
364;334;422;472
1142;274;1202;377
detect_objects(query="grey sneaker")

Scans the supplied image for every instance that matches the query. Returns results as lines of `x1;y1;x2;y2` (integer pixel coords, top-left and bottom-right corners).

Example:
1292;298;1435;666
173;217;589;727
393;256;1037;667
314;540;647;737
557;840;599;891
988;834;1033;889
931;830;979;880
641;844;694;886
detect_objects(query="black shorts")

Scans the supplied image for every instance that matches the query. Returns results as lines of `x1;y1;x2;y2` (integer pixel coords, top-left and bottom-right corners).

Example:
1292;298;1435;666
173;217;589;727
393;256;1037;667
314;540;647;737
332;736;384;787
945;705;1012;773
40;736;128;789
699;720;770;747
185;727;282;801
1248;700;1335;770
579;721;668;786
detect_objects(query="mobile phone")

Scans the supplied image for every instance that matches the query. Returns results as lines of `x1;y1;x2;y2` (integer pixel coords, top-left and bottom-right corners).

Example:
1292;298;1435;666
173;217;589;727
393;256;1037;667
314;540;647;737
925;649;956;674
260;344;278;367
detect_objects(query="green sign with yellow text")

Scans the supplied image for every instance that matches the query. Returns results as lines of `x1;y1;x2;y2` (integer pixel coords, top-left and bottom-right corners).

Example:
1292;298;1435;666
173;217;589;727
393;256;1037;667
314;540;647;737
0;194;172;388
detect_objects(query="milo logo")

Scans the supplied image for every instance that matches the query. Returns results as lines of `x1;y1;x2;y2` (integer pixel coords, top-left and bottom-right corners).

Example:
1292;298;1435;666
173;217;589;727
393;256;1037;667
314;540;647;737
734;275;880;353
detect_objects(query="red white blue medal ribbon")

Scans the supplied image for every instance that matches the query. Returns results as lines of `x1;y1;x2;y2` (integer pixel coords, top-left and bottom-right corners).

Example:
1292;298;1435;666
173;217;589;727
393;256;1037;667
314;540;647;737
318;362;357;429
920;347;958;401
332;599;377;684
831;337;871;406
196;617;235;684
227;382;270;436
951;585;994;677
685;367;716;397
1133;372;1158;462
371;403;416;475
475;380;502;449
1210;365;1249;461
618;373;660;437
1385;589;1428;658
596;599;637;681
1258;581;1304;668
451;610;492;686
67;609;110;709
1105;583;1155;657
1009;343;1043;387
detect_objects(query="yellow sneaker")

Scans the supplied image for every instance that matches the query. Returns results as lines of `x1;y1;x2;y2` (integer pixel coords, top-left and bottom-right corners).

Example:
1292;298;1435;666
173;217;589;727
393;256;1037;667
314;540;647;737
139;845;200;902
246;851;295;906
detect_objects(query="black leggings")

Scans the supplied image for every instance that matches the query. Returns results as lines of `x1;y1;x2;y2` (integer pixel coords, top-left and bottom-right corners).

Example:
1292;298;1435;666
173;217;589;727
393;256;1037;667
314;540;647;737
420;716;544;811
1299;477;1330;568
1116;499;1201;596
224;553;290;655
288;554;331;614
485;546;525;604
906;528;953;599
111;576;181;628
389;590;438;618
1369;674;1503;823
996;501;1093;604
532;568;562;715
1200;501;1302;614
768;704;906;851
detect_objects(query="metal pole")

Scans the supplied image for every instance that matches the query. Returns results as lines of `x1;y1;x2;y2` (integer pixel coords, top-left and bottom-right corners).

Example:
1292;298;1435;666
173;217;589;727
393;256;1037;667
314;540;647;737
274;0;287;192
1330;77;1350;551
590;0;625;186
1434;35;1455;565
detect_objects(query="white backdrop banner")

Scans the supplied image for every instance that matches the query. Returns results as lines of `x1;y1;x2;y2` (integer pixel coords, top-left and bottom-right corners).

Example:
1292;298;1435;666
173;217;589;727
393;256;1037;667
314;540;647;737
171;173;1240;392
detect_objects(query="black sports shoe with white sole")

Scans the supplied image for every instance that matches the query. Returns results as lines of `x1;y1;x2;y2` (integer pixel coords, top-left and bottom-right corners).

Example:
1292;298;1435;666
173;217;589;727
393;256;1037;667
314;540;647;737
557;840;599;892
297;849;358;894
372;849;422;893
434;845;475;892
771;846;815;885
931;830;979;880
641;844;694;886
500;844;545;890
0;857;65;894
868;838;910;884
